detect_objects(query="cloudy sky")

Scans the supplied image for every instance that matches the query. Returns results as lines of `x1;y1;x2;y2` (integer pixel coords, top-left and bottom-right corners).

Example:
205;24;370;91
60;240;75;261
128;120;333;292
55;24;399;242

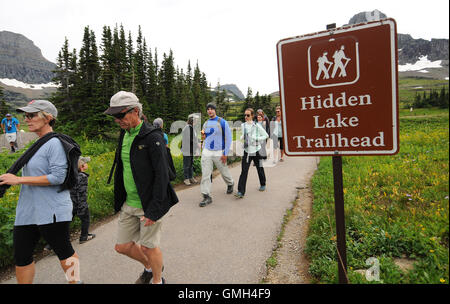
1;0;448;95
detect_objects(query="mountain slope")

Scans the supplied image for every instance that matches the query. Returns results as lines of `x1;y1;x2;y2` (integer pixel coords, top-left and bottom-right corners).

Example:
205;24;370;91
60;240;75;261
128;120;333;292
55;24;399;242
0;31;56;84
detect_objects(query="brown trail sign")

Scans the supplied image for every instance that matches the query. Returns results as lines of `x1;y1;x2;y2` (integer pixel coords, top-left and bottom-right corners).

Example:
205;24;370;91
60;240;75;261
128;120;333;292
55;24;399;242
277;19;399;156
276;19;399;283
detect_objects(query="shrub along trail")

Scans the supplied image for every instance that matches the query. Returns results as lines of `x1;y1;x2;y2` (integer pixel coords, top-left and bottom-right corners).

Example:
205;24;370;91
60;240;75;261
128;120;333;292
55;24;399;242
1;155;319;284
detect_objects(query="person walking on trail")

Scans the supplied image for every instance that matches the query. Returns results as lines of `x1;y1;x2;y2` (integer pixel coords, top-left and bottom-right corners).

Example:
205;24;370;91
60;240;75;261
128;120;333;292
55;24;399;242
70;156;96;244
105;91;179;284
331;45;350;78
181;114;200;186
1;113;20;153
256;109;270;135
199;102;234;207
235;108;269;199
256;111;269;162
0;100;82;284
272;106;285;163
153;117;169;147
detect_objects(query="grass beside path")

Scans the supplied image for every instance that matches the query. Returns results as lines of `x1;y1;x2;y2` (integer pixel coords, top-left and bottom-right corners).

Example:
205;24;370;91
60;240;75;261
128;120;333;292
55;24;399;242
305;108;449;284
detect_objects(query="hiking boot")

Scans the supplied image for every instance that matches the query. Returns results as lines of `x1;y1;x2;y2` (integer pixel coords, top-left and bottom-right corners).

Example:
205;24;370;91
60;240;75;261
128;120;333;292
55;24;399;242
189;177;198;184
184;179;191;186
135;270;153;284
234;192;244;198
79;233;96;244
135;266;165;284
259;185;266;191
226;183;234;194
199;194;212;207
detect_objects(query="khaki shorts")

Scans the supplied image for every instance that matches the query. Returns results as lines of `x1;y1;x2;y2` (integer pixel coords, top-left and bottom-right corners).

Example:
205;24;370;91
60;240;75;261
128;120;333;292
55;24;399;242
116;203;163;249
5;133;16;143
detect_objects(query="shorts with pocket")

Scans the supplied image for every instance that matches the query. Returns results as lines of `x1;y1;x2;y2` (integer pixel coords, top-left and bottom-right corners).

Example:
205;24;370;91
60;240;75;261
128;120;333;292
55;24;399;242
116;203;163;249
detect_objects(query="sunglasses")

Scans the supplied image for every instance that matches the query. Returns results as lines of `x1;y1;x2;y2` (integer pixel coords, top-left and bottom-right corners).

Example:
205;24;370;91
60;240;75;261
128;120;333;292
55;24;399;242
245;114;251;117
112;107;135;119
24;112;38;120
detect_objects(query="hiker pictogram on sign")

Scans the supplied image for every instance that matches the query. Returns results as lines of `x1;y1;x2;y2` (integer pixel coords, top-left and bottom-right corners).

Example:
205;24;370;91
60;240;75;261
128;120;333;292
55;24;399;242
308;37;359;88
331;45;350;78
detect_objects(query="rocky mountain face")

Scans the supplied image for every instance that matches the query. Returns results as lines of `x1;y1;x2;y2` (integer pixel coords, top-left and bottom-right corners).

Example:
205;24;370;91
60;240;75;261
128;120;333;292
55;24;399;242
220;84;245;100
397;34;448;65
0;31;56;84
347;10;449;65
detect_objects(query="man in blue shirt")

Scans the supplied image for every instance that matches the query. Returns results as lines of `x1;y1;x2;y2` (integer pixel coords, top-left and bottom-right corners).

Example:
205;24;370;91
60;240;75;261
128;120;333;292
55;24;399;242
1;113;20;153
199;103;234;207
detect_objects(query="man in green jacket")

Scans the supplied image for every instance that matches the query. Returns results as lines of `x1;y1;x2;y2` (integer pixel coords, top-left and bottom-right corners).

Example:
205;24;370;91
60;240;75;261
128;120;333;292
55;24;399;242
105;91;179;284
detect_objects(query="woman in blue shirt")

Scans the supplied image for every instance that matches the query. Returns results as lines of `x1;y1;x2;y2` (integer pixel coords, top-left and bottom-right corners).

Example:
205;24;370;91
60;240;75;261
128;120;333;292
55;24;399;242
0;100;82;284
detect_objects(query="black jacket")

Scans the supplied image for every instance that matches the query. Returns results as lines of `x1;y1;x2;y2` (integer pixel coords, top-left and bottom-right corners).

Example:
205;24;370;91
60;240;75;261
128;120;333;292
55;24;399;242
70;172;89;216
0;132;81;198
111;122;179;221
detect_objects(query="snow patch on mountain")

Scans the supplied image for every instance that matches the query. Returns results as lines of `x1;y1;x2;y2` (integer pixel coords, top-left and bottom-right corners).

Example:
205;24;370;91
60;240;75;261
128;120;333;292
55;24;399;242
398;55;442;72
0;78;58;90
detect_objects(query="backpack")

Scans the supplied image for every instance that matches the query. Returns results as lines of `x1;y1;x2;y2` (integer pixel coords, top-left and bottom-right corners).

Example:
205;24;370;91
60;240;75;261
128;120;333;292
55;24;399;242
202;117;226;150
56;134;82;191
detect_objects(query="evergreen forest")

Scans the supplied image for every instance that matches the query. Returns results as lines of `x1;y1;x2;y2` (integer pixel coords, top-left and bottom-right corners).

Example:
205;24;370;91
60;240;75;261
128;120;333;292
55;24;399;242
51;24;216;138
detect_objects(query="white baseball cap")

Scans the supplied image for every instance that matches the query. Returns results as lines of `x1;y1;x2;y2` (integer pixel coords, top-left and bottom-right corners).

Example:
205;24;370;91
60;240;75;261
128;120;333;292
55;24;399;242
104;91;141;115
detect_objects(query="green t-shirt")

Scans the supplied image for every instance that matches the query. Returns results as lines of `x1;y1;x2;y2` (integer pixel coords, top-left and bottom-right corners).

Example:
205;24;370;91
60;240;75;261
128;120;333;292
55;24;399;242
122;121;143;209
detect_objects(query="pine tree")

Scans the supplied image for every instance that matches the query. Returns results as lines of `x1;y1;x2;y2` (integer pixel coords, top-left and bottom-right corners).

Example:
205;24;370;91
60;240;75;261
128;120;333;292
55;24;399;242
100;26;114;100
76;27;108;137
261;94;274;119
240;87;254;120
51;38;80;133
438;86;449;108
160;51;176;124
146;47;158;116
214;82;228;118
126;31;134;91
134;26;148;99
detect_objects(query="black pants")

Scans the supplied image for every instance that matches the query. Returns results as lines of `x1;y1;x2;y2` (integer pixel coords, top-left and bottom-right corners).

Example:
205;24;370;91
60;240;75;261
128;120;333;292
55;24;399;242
183;155;194;179
76;210;90;238
238;151;266;195
13;221;75;266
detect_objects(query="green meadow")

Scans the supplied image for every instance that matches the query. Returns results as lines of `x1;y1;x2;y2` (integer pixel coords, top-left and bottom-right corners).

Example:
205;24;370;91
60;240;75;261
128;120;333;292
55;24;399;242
306;107;449;283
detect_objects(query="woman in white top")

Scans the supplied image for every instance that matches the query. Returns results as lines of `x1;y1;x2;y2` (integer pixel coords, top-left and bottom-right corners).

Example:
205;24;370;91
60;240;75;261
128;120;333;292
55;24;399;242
235;108;269;198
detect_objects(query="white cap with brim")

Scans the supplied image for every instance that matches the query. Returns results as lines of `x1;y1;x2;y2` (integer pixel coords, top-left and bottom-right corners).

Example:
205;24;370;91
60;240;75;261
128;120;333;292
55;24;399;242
16;100;58;118
104;91;141;115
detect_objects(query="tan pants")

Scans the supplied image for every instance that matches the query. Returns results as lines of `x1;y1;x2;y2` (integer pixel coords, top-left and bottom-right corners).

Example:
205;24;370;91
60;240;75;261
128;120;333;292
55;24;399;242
200;149;234;196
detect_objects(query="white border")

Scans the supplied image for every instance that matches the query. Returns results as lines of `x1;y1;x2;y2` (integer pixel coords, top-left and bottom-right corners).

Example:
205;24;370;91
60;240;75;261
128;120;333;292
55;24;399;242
277;19;398;156
307;42;360;88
